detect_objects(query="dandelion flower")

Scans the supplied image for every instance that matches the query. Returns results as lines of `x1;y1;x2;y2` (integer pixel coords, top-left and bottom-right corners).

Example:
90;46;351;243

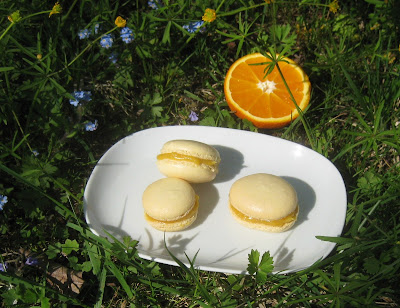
100;34;114;48
0;195;8;210
202;8;217;23
189;111;199;122
183;21;205;34
120;27;135;43
49;2;62;18
115;16;127;28
78;29;91;39
85;120;98;132
328;0;339;14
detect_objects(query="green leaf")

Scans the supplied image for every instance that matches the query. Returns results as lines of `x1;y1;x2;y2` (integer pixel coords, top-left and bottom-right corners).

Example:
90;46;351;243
247;249;260;275
81;261;93;272
151;106;163;117
0;67;15;72
84;241;101;275
40;297;51;308
259;251;274;273
199;116;216;126
162;21;172;44
46;242;62;259
316;236;355;245
62;239;79;255
363;257;381;274
94;268;107;308
247;250;274;284
106;261;135;299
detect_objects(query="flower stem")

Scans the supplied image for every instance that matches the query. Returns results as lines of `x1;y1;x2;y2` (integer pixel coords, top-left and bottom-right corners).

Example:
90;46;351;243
48;26;119;77
0;10;52;42
0;23;14;42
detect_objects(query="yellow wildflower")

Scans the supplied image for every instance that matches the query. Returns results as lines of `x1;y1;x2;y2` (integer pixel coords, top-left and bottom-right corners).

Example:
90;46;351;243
384;52;396;64
202;8;217;23
8;10;22;23
37;54;42;60
370;22;380;31
115;16;127;28
265;0;274;3
49;2;62;18
329;0;339;14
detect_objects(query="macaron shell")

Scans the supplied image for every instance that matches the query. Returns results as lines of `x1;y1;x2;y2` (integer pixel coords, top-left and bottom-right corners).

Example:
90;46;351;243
160;139;221;162
229;173;298;221
145;203;198;232
229;204;297;233
156;159;218;183
142;177;196;221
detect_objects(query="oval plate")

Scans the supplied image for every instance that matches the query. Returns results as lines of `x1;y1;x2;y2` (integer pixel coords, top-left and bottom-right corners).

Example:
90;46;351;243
84;126;347;274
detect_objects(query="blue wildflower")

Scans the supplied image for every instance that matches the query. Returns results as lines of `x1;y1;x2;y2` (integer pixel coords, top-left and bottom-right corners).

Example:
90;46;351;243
183;21;205;34
120;27;135;44
78;29;91;39
148;0;163;9
94;23;100;34
100;34;113;48
109;52;118;64
32;150;39;156
0;195;8;210
85;120;98;131
70;91;92;106
74;91;92;101
189;111;199;121
70;99;79;107
0;263;7;272
25;257;39;266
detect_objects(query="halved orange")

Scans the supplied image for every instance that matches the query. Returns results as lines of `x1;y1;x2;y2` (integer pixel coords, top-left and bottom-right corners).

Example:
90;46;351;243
224;53;311;129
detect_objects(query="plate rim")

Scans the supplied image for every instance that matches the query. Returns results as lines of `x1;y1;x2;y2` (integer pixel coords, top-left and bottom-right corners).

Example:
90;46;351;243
84;125;347;274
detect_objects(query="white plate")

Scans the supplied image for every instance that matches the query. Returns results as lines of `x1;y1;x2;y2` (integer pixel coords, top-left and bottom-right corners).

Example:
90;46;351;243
84;126;347;274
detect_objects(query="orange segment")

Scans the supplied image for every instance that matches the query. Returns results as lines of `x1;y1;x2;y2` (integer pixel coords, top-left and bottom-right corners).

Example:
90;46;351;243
224;53;311;129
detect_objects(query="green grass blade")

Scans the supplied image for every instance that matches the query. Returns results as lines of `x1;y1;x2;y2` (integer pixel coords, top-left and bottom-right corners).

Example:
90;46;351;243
106;261;135;299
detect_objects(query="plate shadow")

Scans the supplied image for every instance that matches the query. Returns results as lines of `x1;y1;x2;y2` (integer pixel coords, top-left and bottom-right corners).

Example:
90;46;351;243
188;183;219;229
281;176;316;227
212;145;245;183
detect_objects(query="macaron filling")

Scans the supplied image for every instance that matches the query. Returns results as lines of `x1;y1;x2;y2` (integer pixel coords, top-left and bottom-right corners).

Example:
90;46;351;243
157;152;218;167
230;204;299;227
145;195;199;225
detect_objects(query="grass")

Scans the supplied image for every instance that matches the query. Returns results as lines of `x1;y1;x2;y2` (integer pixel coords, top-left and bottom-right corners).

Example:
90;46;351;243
1;0;399;306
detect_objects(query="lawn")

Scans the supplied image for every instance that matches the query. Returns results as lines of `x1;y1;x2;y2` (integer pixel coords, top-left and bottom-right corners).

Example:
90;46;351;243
1;0;399;307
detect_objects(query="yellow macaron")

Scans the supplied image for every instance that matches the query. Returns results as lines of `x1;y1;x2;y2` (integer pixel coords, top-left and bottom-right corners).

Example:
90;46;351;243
142;177;199;232
156;139;221;183
229;173;299;232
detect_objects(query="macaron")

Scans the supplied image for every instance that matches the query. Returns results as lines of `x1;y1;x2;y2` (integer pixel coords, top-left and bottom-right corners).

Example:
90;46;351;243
229;173;299;232
142;177;199;232
156;139;221;183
